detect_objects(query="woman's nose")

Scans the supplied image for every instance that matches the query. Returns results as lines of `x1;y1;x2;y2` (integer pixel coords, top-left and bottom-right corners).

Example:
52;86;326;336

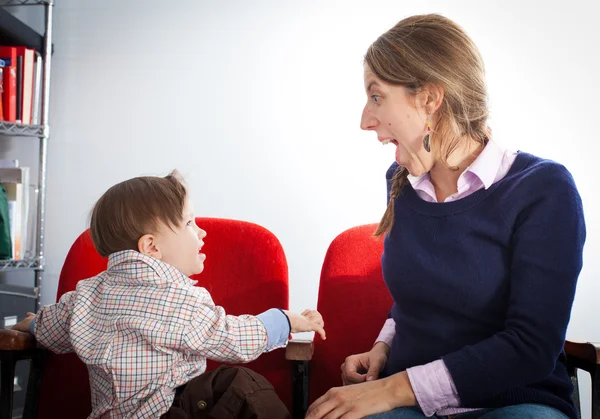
198;228;207;239
360;106;377;131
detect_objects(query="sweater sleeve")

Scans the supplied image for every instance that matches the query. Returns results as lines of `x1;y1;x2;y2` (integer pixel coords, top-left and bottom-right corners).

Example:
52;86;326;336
442;162;586;405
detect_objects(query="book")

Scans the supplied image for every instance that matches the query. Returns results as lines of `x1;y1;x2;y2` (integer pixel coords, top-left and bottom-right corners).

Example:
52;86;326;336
0;159;19;168
0;63;4;121
31;52;42;125
0;46;35;124
0;47;18;122
16;55;22;122
15;47;35;124
1;166;30;260
0;167;25;183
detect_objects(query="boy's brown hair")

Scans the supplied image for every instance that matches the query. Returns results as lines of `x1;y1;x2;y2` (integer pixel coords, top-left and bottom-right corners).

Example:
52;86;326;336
90;170;187;257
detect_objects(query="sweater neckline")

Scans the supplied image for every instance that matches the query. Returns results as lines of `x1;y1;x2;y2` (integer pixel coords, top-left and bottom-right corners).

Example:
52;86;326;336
399;151;533;217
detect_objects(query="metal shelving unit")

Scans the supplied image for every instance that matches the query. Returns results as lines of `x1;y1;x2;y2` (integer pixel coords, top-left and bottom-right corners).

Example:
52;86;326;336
0;0;48;5
0;0;53;310
0;121;45;138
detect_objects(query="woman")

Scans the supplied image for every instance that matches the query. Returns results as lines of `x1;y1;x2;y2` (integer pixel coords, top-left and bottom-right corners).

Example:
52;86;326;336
306;14;585;419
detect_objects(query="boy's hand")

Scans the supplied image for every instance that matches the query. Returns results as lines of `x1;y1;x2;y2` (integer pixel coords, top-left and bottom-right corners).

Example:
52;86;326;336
283;309;326;340
11;312;35;334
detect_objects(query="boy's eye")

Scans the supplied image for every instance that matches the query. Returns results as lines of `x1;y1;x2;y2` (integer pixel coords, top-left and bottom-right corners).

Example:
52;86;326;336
186;220;193;226
371;95;381;104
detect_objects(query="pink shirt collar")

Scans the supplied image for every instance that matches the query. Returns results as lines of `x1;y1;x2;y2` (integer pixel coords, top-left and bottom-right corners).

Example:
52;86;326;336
406;140;517;203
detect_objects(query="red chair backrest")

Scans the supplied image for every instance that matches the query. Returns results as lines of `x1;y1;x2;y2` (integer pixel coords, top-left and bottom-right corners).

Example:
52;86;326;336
39;217;292;418
309;224;393;402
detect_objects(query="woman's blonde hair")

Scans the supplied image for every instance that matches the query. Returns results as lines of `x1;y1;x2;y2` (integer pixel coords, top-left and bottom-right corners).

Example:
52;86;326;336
367;14;490;236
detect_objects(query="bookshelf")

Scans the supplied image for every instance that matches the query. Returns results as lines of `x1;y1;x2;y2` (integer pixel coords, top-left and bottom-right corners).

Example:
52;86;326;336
0;0;53;308
0;1;52;416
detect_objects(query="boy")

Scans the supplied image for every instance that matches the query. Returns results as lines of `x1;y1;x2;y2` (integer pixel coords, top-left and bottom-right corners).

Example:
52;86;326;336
13;170;325;418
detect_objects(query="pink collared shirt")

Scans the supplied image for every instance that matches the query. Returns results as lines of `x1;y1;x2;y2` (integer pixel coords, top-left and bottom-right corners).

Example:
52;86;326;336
376;140;518;417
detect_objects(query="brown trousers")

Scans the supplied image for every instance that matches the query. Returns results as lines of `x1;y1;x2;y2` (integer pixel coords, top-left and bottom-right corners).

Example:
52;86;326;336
160;365;291;419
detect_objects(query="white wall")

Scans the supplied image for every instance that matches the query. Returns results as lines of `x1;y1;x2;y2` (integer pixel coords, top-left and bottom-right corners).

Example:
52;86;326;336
34;0;600;415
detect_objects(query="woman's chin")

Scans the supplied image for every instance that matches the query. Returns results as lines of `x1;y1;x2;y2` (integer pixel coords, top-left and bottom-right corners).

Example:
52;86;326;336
406;167;426;177
401;155;431;177
395;150;416;172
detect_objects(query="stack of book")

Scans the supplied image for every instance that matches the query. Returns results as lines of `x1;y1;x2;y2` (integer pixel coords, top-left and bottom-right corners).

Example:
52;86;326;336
0;45;42;124
0;160;33;260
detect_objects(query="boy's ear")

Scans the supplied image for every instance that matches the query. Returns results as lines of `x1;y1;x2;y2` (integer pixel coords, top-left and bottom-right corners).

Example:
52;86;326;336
138;234;162;259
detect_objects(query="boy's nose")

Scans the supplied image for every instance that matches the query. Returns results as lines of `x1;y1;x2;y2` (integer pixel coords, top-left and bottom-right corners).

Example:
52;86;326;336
198;228;207;239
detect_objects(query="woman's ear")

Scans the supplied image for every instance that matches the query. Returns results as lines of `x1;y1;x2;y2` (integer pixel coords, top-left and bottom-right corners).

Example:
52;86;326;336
420;83;445;113
138;234;162;259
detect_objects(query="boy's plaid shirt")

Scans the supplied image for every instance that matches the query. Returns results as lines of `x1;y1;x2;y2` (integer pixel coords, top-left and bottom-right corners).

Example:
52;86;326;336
34;250;271;418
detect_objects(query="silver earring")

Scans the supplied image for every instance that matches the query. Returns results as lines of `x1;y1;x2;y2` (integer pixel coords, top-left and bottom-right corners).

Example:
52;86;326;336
423;120;431;152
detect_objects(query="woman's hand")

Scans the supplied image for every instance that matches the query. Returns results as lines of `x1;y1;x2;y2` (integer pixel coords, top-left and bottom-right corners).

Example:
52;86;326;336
341;341;390;385
305;371;416;419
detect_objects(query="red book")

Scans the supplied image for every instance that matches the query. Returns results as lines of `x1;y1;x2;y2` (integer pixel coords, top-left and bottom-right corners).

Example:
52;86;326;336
14;47;34;124
0;47;17;122
0;66;4;120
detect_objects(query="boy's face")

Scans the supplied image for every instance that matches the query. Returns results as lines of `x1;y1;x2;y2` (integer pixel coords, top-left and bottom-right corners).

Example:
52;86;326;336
152;199;207;277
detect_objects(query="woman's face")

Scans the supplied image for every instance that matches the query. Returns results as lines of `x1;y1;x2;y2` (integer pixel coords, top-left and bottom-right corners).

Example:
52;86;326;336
360;65;435;177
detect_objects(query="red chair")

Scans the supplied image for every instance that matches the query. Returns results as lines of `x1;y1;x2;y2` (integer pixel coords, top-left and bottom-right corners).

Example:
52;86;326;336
1;217;294;418
308;223;391;403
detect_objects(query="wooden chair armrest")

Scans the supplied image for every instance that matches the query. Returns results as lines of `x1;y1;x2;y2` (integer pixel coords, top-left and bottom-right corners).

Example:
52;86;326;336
286;336;314;419
564;340;600;419
0;329;37;351
565;340;600;365
286;338;314;361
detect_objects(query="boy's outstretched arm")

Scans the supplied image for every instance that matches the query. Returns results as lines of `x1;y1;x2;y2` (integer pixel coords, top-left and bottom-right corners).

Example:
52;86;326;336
28;291;77;354
12;312;36;334
181;288;325;364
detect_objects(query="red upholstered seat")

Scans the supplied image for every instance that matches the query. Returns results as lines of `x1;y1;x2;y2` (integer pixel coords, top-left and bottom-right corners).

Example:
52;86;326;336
309;223;392;403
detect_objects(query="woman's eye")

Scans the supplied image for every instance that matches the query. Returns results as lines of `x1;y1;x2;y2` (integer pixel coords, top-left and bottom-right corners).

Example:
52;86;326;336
187;220;193;226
